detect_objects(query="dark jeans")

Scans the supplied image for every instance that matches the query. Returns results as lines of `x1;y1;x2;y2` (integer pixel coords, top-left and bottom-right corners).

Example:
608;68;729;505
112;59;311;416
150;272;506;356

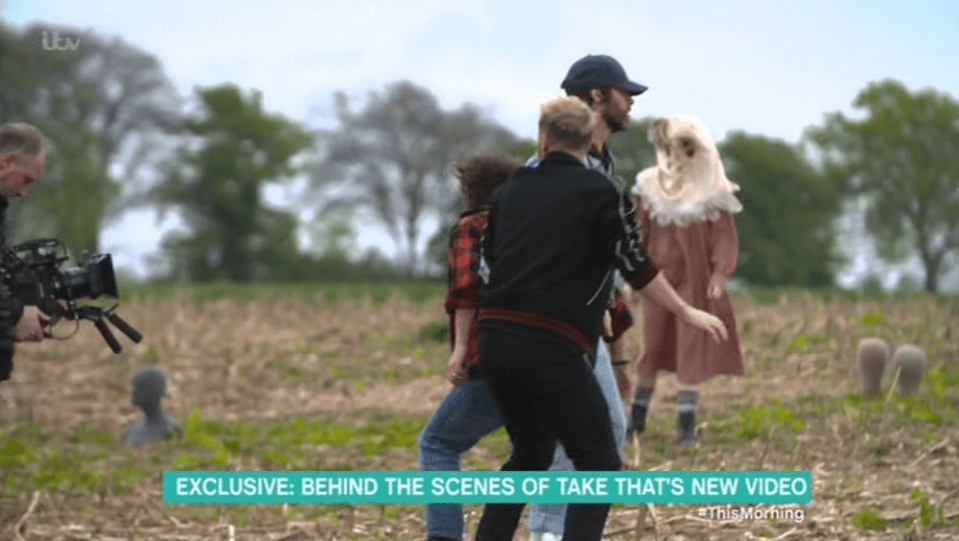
474;325;621;541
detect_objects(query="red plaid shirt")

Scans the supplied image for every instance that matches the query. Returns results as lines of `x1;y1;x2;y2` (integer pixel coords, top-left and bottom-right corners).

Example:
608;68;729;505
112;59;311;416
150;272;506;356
443;209;487;372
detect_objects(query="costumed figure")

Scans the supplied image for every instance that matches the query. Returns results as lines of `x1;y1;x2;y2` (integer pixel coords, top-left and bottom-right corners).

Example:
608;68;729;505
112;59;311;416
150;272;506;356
629;116;744;446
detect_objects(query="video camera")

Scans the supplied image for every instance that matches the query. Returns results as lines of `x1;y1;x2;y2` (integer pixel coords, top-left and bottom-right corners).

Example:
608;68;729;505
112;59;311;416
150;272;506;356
1;238;142;353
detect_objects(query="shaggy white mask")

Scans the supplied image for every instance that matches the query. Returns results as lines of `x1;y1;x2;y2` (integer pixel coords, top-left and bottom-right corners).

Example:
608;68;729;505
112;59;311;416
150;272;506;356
633;116;742;227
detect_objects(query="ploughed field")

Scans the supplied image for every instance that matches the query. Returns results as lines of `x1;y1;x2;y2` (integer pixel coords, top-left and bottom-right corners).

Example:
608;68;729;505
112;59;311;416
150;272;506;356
1;283;957;540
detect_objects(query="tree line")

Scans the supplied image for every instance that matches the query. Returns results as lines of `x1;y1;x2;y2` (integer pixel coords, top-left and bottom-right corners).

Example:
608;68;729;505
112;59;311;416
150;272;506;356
2;24;957;291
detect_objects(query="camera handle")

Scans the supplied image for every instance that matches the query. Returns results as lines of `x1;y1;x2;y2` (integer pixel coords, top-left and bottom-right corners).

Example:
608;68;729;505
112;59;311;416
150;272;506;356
92;316;121;353
69;304;143;354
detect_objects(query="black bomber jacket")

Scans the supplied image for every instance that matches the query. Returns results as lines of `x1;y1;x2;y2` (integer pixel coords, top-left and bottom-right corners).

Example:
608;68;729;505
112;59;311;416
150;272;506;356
478;151;659;351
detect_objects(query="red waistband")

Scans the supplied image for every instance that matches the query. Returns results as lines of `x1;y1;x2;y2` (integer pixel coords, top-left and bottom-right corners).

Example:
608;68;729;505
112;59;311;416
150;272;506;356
477;308;595;357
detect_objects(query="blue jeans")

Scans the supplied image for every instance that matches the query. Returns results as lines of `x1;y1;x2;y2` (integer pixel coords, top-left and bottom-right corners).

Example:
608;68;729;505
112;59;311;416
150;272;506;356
418;340;626;540
526;340;627;534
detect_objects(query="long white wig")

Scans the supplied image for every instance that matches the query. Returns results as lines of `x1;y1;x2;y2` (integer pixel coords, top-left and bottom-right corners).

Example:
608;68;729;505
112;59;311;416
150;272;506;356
633;116;742;227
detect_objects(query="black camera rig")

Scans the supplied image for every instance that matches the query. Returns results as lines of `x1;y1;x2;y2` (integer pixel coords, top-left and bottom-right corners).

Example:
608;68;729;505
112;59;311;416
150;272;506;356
0;238;142;353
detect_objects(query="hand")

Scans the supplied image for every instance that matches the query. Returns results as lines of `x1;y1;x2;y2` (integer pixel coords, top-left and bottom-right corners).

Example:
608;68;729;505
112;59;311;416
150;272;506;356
13;306;51;343
707;274;726;300
682;305;728;343
446;348;468;386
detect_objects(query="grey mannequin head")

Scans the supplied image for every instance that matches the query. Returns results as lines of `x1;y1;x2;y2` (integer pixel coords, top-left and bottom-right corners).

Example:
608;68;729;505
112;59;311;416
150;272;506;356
126;365;182;446
132;366;166;411
856;337;890;397
891;344;926;395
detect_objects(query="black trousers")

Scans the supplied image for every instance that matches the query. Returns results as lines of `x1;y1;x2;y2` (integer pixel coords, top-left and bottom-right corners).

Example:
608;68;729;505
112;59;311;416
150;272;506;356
474;325;621;541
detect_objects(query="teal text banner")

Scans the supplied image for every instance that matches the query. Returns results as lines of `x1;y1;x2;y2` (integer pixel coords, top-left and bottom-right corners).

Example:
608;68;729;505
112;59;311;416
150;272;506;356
163;471;812;506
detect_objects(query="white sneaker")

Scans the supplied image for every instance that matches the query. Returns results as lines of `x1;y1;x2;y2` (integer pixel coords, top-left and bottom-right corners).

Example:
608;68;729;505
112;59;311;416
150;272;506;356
530;533;561;541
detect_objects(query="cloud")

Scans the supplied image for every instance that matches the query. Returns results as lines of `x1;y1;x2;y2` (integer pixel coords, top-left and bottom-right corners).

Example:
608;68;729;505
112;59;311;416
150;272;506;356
5;0;958;282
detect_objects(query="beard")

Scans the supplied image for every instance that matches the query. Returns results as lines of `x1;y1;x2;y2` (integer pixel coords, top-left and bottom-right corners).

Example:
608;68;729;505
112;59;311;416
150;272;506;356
603;108;630;133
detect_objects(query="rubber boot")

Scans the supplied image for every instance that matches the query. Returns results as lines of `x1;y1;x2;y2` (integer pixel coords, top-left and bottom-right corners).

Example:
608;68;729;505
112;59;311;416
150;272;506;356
630;386;654;435
677;389;699;447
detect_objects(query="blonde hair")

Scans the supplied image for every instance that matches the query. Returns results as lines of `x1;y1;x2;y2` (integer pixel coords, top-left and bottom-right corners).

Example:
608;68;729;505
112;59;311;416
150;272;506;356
0;123;48;158
538;96;593;151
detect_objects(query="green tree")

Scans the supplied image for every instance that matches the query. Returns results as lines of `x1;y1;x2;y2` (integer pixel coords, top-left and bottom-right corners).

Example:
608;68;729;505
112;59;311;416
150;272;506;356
807;79;959;292
607;116;657;192
152;84;313;282
306;207;359;262
0;24;181;257
720;132;843;287
311;81;520;276
18;130;118;260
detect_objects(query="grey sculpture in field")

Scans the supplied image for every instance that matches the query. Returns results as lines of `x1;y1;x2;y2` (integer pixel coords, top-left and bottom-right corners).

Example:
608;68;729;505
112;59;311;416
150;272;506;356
856;337;890;397
125;366;182;446
890;344;926;395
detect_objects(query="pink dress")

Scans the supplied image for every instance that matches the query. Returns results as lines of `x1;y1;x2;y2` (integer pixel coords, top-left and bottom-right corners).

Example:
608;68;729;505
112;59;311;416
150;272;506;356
635;198;744;386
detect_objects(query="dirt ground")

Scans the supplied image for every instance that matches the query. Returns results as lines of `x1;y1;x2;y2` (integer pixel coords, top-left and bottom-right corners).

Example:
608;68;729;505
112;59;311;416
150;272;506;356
1;290;957;540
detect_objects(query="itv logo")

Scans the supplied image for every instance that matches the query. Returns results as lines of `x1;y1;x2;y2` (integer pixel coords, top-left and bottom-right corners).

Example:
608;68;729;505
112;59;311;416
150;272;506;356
41;31;80;52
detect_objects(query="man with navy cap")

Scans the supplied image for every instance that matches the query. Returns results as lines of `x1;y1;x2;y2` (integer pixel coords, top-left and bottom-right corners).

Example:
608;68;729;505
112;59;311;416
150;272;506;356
560;54;648;417
560;54;647;168
524;55;648;541
473;83;727;540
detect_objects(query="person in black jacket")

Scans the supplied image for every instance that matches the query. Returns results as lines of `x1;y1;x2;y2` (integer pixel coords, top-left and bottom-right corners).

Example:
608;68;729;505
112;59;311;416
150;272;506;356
0;123;52;385
473;97;727;541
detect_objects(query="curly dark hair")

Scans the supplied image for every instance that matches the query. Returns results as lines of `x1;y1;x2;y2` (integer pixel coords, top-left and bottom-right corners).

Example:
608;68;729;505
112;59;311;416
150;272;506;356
454;153;523;211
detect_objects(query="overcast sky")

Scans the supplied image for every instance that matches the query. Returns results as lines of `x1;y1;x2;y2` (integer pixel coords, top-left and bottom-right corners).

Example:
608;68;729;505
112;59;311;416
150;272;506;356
3;0;958;287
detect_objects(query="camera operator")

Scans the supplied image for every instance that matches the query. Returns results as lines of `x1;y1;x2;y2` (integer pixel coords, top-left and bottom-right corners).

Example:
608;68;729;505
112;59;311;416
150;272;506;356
0;122;52;383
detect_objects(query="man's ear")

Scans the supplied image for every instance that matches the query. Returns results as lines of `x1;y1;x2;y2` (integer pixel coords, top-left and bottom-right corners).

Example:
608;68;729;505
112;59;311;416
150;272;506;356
539;132;554;158
590;89;603;104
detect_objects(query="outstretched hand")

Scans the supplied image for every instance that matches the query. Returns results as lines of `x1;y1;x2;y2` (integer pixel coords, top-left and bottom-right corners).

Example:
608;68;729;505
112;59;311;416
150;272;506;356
683;306;728;343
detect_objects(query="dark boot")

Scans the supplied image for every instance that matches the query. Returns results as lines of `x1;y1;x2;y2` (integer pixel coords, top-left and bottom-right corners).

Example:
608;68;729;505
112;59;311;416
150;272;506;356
677;411;697;447
630;386;654;435
677;389;699;447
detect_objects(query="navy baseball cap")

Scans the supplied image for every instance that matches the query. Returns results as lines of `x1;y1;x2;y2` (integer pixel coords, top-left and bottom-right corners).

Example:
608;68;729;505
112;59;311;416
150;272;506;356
561;54;648;96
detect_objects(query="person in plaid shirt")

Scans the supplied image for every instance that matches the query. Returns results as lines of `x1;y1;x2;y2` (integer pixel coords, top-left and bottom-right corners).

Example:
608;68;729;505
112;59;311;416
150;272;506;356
443;156;521;385
419;153;522;541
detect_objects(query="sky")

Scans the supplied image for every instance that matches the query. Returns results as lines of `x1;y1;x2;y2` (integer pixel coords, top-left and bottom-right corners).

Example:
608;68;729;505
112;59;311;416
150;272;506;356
2;0;958;287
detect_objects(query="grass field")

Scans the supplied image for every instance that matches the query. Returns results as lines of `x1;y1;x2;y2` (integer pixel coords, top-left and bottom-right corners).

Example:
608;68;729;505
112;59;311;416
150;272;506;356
1;282;957;540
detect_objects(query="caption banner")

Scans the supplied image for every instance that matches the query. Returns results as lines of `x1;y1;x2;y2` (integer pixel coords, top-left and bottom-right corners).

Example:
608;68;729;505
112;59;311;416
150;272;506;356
164;471;812;505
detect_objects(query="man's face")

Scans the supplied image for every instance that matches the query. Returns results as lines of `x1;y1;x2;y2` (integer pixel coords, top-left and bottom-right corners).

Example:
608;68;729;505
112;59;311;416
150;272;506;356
600;88;634;133
0;152;45;198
